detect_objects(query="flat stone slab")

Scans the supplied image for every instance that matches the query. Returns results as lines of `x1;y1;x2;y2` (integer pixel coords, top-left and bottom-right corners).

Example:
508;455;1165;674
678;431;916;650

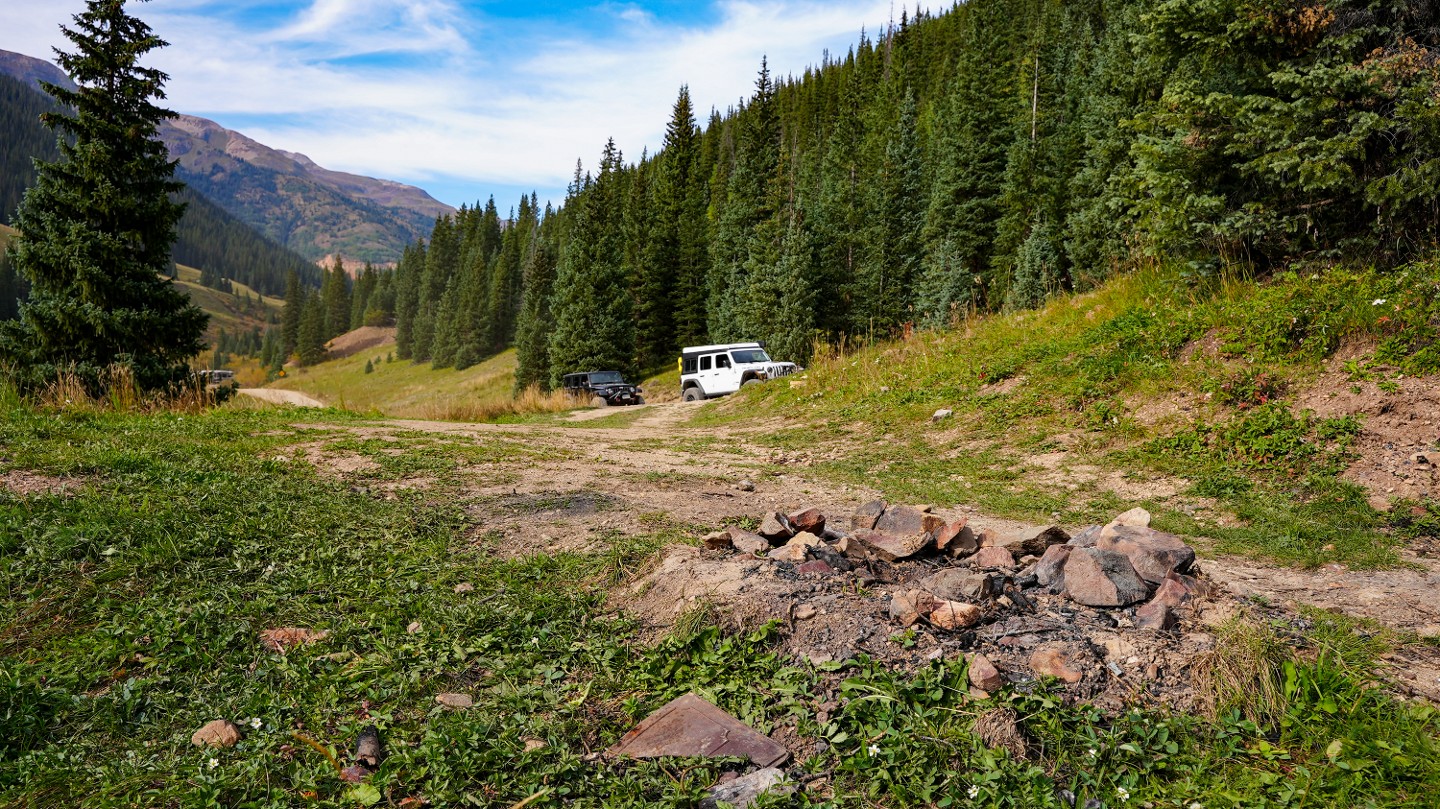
606;693;788;768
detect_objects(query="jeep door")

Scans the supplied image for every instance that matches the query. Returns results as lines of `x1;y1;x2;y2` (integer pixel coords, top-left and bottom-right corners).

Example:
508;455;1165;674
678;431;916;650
711;353;740;395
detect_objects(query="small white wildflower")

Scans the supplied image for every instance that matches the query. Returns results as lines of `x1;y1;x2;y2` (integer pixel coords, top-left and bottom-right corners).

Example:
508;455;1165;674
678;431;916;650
1189;803;1204;809
207;757;219;770
248;717;263;730
1373;298;1387;305
968;785;980;799
867;743;881;756
1116;786;1131;802
1088;747;1098;758
530;636;539;645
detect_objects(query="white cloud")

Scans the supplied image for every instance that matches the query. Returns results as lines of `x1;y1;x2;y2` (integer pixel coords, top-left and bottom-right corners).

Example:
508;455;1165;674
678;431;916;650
0;1;920;207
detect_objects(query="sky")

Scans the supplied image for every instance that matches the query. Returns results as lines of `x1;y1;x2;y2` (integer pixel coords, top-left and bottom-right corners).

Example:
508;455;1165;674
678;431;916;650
0;0;924;209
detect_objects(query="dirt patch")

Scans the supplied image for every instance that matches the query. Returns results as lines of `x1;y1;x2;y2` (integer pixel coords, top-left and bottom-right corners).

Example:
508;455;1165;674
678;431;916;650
325;326;396;360
238;389;326;408
1295;363;1440;509
1;470;80;497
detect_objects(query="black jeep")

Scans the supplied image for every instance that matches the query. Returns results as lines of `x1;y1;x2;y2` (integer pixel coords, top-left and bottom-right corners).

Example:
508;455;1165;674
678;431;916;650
561;371;644;406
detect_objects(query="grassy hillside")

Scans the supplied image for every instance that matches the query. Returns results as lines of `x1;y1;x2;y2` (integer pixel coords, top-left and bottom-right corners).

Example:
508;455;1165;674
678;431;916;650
266;343;538;418
171;264;282;342
708;261;1440;570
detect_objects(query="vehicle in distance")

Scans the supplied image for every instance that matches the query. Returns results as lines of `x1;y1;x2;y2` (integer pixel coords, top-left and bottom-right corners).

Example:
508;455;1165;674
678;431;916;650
561;371;644;406
679;342;799;401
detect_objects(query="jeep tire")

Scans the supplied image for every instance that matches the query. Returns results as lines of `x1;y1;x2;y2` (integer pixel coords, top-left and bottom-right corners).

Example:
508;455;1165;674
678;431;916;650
591;395;608;408
682;387;704;402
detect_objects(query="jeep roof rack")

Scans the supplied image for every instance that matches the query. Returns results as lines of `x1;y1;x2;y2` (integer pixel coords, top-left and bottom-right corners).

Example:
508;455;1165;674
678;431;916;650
679;341;765;360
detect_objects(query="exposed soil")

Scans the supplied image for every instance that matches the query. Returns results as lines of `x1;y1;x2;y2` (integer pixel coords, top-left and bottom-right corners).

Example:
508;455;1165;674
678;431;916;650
324;326;397;360
1;470;81;497
277;391;1440;707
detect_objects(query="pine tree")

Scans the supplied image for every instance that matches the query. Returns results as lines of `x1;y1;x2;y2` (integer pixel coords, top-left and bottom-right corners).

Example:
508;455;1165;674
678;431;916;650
281;270;304;358
297;293;326;366
322;256;350;339
0;0;207;392
513;208;559;391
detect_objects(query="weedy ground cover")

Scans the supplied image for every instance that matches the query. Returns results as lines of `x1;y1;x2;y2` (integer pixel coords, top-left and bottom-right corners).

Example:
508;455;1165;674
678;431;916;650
2;394;1438;807
715;261;1440;570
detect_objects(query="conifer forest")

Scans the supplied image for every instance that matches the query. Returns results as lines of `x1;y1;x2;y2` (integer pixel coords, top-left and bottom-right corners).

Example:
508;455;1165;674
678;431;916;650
303;0;1438;387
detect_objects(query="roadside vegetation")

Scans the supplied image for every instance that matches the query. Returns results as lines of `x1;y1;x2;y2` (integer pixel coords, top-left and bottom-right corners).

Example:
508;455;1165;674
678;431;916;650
710;260;1440;571
2;380;1438;807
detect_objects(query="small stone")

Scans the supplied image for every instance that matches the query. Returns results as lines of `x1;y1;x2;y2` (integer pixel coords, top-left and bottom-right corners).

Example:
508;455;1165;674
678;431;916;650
1029;648;1084;683
933;519;976;554
968;653;1005;691
191;719;242;748
1134;601;1177;631
928;600;983;630
787;507;827;534
994;525;1070;557
851;499;888;531
874;504;928;536
1149;573;1193;609
767;543;808;563
736;479;756;492
700;767;789;809
920;569;1002;602
793;604;818;620
795;560;834;575
725;526;769;555
971;546;1016;568
702;530;733;550
1066;525;1103;548
435;693;474;709
852;528;931;562
407;621;422;634
453;582;474;593
1034;544;1071;590
758;512;794;541
889;589;939;627
523;738;547;753
1110;507;1151;528
932;408;953;422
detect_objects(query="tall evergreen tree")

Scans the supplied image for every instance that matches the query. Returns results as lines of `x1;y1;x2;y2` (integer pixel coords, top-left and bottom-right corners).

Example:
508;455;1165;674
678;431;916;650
0;0;207;392
513;207;560;391
321;256;350;340
281;270;303;358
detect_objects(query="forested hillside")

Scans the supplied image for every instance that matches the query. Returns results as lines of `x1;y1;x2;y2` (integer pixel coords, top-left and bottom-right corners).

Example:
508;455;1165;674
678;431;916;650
0;72;321;298
380;0;1438;391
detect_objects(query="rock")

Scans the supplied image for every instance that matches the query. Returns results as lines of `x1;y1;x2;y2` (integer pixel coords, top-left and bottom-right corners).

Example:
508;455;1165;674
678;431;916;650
1134;601;1177;631
851;499;887;531
758;512;794;541
852;528;931;562
353;725;383;769
874;504;928;536
968;653;1005;691
808;543;852;571
1034;544;1071;590
1110;507;1151;528
700;767;789;809
407;621;422;634
736;479;756;492
889;589;939;627
1067;525;1103;548
1149;572;1193;609
768;543;808;563
1061;548;1150;607
523;738;547;753
1097;525;1196;585
929;600;983;630
932;408;953;422
1029;648;1084;683
795;560;834;575
994;525;1070;557
702;530;733;550
920;569;1002;602
787;507;826;535
725;526;769;555
435;693;473;709
191;719;242;748
971;546;1016;568
933;519;977;554
921;513;948;535
794;604;818;620
453;582;474;593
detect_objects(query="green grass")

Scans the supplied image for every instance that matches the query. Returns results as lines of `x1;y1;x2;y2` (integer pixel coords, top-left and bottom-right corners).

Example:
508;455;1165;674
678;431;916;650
268;347;532;418
2;394;1438;806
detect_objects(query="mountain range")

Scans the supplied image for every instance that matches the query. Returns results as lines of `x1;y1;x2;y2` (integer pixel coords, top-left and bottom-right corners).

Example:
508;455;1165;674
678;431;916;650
0;48;455;266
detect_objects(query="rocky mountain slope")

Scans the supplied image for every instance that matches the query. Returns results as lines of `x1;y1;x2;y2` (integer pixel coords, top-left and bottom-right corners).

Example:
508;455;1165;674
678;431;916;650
0;48;455;265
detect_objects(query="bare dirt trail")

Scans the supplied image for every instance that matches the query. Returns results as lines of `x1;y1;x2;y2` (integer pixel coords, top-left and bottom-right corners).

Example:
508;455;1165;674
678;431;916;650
283;397;1440;703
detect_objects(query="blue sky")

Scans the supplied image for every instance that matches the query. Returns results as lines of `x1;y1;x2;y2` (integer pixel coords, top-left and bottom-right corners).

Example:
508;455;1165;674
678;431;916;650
0;1;921;209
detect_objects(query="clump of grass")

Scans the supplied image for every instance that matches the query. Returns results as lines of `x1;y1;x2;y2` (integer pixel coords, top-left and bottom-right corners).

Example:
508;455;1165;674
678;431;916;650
22;365;230;415
422;384;574;422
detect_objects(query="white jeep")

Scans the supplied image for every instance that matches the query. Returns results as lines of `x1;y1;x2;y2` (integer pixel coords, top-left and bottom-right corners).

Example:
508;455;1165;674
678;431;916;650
679;342;799;401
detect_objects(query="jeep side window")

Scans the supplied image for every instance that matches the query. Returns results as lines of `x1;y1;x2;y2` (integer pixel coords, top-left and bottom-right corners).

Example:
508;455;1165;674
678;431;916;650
716;355;731;369
683;357;697;374
700;356;712;371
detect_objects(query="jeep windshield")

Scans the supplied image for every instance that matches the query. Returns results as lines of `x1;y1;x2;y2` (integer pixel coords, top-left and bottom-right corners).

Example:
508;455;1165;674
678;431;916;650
588;372;625;384
729;349;771;364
